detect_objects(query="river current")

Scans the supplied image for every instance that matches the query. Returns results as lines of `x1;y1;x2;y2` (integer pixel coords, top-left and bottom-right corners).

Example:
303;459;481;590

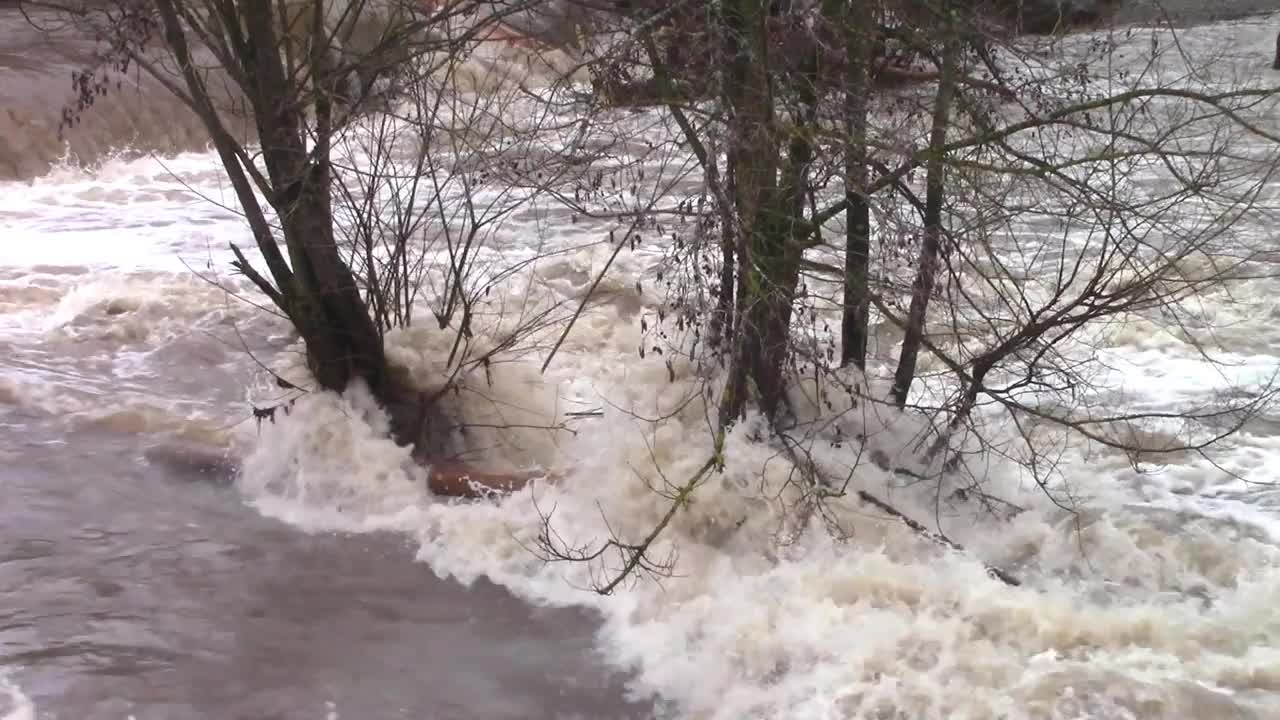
6;8;1280;720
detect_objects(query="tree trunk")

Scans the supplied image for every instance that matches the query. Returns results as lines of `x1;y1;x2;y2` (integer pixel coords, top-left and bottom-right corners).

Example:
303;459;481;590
720;0;798;423
153;0;427;445
237;1;414;431
740;244;802;419
135;0;552;499
281;179;390;391
840;0;872;371
712;152;737;350
890;14;959;408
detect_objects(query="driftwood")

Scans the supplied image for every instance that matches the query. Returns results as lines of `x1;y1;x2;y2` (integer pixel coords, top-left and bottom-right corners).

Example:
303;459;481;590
420;459;549;497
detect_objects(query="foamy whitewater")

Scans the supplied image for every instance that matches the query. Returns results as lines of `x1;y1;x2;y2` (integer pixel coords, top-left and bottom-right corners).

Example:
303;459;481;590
6;14;1280;720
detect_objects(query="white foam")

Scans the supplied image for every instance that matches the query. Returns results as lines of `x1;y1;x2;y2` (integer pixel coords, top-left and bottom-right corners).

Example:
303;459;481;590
242;384;1280;718
229;264;1280;718
6;12;1280;720
224;24;1280;707
0;673;34;720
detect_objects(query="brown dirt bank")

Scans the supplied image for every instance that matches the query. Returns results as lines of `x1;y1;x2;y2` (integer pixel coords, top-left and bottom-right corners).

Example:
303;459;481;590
3;0;1278;182
0;7;224;181
1115;0;1280;25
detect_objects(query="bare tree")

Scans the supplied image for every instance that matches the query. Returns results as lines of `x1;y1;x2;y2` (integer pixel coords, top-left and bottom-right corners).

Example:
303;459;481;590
29;0;1280;588
26;0;606;491
531;0;1280;592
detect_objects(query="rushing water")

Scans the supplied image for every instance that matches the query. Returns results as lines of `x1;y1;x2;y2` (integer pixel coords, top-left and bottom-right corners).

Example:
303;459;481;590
0;151;653;718
7;8;1280;720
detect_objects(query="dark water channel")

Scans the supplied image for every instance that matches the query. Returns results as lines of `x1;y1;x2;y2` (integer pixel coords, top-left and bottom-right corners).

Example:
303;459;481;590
1;415;649;720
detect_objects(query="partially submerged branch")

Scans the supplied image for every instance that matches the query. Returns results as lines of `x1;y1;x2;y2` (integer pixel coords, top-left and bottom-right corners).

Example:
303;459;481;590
850;488;1021;587
533;455;718;595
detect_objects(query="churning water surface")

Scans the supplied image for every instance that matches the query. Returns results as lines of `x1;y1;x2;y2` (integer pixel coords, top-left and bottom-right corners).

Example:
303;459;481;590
7;7;1280;720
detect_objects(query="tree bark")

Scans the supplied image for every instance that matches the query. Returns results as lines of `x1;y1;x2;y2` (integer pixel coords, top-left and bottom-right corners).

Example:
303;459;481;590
720;0;801;423
713;151;737;350
840;0;872;371
237;2;404;417
151;1;429;445
890;12;959;408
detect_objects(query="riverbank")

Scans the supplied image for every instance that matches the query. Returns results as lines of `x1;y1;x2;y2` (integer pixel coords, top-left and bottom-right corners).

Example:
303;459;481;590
1115;0;1280;25
5;2;1279;181
0;8;216;181
6;5;1280;720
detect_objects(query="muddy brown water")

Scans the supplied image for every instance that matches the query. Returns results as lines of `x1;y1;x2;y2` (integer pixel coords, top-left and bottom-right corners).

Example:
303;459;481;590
3;412;652;720
0;11;652;718
6;3;1280;719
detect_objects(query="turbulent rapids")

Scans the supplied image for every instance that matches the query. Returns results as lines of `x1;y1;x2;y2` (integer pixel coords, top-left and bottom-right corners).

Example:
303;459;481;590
6;3;1280;720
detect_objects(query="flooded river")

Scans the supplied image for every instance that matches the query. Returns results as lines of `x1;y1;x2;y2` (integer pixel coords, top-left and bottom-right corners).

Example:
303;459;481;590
6;4;1280;720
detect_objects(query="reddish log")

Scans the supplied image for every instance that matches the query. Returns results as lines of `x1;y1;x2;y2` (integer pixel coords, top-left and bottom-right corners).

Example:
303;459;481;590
423;459;547;497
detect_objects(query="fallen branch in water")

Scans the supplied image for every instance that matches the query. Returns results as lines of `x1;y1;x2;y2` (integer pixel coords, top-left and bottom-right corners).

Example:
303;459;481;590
530;455;718;595
777;433;1021;587
853;488;1021;587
